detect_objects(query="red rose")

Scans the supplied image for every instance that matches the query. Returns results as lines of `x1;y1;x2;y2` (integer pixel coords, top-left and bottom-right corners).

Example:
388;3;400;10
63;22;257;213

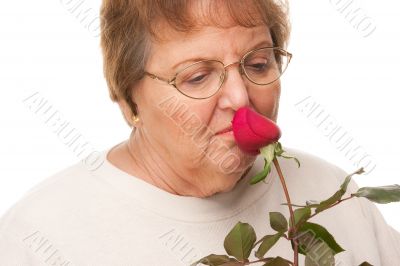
232;107;281;155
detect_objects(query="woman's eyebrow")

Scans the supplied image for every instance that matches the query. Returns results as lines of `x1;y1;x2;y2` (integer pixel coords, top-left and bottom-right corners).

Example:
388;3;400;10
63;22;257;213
250;40;274;49
171;57;210;73
169;40;273;73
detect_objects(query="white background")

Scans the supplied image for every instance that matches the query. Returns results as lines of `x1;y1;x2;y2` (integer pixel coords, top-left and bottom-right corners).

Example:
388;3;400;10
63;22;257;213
0;0;399;233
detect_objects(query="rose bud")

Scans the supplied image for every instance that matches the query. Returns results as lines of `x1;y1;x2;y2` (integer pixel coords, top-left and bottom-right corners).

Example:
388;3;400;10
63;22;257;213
232;107;281;155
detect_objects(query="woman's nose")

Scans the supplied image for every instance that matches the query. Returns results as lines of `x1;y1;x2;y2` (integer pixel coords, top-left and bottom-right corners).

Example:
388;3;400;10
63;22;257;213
217;63;250;111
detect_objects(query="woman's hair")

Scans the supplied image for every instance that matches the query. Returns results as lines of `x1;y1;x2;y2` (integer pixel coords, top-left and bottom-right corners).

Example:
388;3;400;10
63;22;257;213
100;0;291;125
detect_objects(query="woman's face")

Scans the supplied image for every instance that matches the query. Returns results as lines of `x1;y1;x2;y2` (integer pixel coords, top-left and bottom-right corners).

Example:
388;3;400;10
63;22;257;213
131;24;281;194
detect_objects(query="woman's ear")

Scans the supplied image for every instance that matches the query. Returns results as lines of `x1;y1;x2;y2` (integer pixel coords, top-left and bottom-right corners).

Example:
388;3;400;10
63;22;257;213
117;98;142;128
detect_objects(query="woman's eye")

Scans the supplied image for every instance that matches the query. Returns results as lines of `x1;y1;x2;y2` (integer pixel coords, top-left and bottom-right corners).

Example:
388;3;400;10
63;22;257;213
182;71;211;85
246;59;269;72
250;63;267;71
187;73;207;83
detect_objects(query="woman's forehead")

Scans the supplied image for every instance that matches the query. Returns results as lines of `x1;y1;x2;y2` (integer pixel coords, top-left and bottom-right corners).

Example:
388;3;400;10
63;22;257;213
146;25;272;73
153;22;271;43
141;0;278;72
147;0;269;43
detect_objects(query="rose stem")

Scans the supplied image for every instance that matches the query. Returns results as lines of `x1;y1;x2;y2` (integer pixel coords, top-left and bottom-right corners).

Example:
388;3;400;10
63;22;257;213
272;157;299;266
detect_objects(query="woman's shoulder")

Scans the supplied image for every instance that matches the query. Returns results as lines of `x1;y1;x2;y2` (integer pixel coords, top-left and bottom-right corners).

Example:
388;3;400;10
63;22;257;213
22;161;90;198
0;161;100;230
274;146;350;184
263;145;364;211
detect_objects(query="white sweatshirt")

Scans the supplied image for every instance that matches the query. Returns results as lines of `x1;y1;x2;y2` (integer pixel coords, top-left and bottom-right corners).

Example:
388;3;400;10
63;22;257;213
0;147;399;266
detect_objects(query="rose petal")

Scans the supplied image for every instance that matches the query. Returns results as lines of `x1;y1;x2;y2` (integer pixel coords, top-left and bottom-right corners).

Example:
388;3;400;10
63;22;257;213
232;107;281;155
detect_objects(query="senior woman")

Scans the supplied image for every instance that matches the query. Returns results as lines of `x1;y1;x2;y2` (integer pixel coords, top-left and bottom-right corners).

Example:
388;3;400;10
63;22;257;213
1;0;400;265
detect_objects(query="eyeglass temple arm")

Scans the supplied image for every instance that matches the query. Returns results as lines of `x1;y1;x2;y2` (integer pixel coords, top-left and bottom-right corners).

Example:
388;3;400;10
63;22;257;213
277;48;293;62
144;72;175;85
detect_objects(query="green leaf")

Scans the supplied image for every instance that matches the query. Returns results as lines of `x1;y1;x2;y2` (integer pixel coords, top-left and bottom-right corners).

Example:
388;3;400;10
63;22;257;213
280;154;301;168
306;200;320;206
281;202;319;208
358;262;374;266
340;167;364;192
263;256;292;266
315;167;364;213
291;207;311;227
315;190;343;213
260;143;276;162
255;233;283;259
274;142;284;156
353;185;400;204
296;222;345;255
340;175;352;192
223;222;257;261
190;254;239;266
250;160;271;185
269;212;288;233
304;241;335;266
292;230;311;255
273;142;300;167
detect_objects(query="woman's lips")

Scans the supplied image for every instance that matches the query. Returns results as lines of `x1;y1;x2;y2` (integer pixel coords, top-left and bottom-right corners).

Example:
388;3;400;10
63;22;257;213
215;126;233;135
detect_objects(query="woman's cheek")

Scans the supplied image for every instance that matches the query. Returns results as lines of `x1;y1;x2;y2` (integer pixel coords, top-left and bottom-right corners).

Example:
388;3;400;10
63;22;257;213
250;83;281;120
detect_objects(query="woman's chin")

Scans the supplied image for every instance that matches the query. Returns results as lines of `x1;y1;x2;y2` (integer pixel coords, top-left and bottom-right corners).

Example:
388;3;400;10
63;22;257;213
200;177;241;197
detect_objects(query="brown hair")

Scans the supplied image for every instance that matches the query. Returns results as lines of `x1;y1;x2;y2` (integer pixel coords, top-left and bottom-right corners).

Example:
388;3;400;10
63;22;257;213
100;0;291;126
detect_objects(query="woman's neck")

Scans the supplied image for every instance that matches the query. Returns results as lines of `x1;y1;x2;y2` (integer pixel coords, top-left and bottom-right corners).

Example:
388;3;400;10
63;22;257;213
107;130;254;198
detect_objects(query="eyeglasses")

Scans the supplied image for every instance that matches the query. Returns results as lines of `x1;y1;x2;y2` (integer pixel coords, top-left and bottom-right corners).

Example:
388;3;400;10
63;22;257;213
144;47;292;99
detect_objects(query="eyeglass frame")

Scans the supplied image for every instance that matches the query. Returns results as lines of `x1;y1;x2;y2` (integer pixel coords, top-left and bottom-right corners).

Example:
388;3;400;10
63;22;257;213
144;46;293;100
